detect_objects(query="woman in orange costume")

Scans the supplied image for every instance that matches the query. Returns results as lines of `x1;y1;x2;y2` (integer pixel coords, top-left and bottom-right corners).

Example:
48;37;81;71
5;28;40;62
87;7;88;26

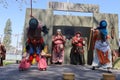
91;20;112;72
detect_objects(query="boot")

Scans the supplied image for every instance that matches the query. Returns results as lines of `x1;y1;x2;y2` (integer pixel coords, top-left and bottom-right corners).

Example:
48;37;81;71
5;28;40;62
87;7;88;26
92;66;96;70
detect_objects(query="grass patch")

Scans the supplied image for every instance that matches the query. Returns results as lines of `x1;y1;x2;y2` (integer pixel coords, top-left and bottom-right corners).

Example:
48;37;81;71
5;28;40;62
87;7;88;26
3;60;16;66
113;57;120;69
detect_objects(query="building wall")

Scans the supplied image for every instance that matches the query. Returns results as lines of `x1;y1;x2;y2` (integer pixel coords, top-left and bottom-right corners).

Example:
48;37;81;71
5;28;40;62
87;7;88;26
53;15;93;27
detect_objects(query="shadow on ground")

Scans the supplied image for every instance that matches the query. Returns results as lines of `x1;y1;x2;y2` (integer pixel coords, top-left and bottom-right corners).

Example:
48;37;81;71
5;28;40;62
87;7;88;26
0;64;120;80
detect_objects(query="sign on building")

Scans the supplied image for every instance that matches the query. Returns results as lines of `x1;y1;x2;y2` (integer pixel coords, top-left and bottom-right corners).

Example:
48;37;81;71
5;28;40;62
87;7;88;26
49;2;99;13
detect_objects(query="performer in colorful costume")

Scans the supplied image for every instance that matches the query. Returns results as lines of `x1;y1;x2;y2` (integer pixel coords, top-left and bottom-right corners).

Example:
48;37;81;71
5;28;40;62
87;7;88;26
91;20;112;72
19;18;48;70
0;41;6;66
52;29;66;64
70;31;85;65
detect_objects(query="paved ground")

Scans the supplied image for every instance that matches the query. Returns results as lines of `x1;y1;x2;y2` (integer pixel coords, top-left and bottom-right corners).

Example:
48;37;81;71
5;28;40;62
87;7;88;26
0;64;120;80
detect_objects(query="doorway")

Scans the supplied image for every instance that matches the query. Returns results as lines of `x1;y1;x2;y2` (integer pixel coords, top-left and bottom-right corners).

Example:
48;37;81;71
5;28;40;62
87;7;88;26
53;26;93;65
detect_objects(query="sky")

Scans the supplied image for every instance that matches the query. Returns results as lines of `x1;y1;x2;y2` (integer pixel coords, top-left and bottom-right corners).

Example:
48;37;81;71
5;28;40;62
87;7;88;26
0;0;120;48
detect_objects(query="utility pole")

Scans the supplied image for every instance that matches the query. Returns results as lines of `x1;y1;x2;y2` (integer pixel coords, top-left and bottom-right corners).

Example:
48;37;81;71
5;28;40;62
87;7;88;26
14;34;19;54
14;34;19;63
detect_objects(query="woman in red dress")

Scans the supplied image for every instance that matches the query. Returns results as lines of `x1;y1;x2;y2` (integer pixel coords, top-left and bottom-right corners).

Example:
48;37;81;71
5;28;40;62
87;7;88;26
70;31;85;65
52;29;66;64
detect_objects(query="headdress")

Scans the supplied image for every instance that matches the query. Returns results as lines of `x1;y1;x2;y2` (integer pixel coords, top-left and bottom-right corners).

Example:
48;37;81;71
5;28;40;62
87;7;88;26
75;31;81;36
57;29;61;32
97;20;107;29
29;18;38;30
97;20;108;41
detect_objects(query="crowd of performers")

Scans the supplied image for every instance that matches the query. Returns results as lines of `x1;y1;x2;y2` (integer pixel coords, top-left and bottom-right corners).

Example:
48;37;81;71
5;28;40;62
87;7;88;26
17;18;113;72
51;20;113;72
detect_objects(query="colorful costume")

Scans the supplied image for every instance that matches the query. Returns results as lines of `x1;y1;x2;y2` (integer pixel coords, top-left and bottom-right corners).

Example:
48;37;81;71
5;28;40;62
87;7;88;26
70;32;85;65
0;43;6;66
52;29;66;64
19;18;48;70
92;20;112;70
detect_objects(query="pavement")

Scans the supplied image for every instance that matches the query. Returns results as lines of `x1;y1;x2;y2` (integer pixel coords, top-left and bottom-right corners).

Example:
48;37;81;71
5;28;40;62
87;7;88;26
0;64;120;80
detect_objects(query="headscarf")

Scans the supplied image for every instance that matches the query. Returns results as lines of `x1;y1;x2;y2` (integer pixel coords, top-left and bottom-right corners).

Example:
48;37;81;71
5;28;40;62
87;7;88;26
97;20;108;42
57;29;61;32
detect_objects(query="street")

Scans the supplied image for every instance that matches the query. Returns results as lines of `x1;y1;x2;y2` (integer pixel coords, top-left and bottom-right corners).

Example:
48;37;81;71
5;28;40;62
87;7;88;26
0;64;120;80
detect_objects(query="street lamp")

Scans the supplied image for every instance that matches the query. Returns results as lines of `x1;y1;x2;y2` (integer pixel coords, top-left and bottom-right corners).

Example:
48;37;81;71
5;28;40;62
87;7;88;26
13;34;19;54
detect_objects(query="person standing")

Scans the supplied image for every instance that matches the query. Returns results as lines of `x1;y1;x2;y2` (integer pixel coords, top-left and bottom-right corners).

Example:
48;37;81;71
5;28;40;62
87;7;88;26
70;31;85;65
52;29;66;64
91;20;112;72
119;39;120;53
19;18;45;70
0;41;6;66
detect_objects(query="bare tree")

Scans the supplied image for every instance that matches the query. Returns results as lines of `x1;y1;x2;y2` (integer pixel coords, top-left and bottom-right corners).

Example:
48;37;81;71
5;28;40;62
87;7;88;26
0;0;37;10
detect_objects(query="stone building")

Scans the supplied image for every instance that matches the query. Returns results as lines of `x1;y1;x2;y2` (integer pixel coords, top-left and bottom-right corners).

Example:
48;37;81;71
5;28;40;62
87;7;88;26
23;2;119;65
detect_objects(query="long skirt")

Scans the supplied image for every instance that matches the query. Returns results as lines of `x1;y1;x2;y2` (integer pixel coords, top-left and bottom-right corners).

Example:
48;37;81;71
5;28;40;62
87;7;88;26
52;43;65;64
92;49;112;68
70;47;85;65
52;50;64;64
0;58;3;66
